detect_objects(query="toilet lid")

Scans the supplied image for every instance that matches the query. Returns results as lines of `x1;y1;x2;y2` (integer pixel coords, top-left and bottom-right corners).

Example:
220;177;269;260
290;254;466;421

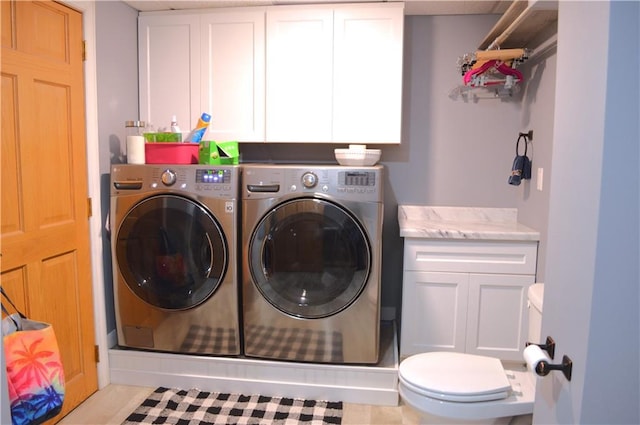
399;352;511;403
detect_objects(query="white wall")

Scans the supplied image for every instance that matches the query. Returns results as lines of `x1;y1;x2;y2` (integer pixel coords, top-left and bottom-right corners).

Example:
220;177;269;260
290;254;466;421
95;0;140;333
535;1;639;423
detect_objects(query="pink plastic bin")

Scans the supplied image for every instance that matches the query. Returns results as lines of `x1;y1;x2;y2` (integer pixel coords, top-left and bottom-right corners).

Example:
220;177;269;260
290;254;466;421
145;143;199;164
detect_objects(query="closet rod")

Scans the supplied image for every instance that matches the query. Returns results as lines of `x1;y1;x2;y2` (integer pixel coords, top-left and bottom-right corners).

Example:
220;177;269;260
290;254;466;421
487;3;536;50
528;33;557;61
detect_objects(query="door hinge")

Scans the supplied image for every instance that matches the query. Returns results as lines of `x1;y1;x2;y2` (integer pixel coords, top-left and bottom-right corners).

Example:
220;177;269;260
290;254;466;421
87;197;92;218
94;345;100;363
82;40;86;62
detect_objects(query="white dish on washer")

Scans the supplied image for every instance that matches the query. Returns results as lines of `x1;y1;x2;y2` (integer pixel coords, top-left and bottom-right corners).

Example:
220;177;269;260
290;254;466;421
335;148;381;166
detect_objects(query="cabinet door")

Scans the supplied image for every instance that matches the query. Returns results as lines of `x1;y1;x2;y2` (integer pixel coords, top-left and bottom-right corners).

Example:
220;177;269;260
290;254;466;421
400;271;468;358
201;10;265;142
139;13;200;132
466;273;534;361
266;6;333;142
333;3;404;143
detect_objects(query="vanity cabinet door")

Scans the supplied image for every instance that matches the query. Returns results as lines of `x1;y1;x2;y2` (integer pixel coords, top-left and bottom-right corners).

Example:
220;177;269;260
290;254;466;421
201;10;265;142
466;273;533;361
139;13;200;132
265;6;333;142
400;271;469;358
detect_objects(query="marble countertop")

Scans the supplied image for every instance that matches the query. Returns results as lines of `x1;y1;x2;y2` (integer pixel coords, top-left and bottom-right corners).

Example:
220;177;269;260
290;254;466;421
398;205;540;241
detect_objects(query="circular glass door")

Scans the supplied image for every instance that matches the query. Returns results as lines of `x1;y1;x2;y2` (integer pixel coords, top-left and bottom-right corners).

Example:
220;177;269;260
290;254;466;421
249;198;370;318
116;195;227;310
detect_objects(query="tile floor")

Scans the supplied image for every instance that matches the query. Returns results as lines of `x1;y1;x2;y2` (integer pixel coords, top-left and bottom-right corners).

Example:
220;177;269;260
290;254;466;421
58;384;422;424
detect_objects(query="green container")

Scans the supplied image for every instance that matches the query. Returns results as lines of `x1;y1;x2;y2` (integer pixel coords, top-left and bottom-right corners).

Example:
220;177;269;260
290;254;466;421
144;132;182;142
199;141;239;165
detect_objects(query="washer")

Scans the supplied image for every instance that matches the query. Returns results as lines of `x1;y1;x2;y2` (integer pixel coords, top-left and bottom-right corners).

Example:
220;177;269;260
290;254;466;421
242;164;383;364
110;164;240;355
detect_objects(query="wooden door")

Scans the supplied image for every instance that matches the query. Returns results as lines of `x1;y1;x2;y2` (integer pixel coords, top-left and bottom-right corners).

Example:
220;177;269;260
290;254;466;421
1;0;98;421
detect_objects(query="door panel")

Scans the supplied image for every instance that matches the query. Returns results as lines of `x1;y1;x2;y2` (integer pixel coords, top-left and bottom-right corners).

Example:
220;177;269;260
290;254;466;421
266;6;333;142
1;1;98;421
248;198;370;318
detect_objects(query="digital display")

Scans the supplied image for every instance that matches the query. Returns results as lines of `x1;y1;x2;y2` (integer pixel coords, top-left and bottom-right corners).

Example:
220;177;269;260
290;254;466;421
340;171;375;187
196;169;231;184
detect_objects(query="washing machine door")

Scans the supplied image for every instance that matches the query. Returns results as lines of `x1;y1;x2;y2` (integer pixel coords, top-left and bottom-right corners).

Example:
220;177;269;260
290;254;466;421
249;198;370;318
116;194;227;310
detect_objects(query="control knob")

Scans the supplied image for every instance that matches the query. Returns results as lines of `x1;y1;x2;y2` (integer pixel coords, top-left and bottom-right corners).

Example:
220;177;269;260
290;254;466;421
161;169;177;186
301;172;317;189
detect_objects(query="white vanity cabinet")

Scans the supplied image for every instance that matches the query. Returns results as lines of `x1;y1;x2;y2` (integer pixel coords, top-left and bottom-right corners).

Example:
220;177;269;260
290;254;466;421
400;239;538;361
266;2;404;143
139;9;265;141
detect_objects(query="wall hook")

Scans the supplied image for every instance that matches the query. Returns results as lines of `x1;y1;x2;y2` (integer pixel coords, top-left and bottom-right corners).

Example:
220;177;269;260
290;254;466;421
534;355;573;381
526;336;555;359
519;130;533;140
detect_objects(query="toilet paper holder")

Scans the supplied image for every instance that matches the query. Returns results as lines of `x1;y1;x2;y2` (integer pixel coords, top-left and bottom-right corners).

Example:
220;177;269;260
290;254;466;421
526;336;555;359
535;354;573;381
525;336;573;381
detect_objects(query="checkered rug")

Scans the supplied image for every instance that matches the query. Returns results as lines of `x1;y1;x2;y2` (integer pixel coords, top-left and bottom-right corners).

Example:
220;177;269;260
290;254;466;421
123;387;342;424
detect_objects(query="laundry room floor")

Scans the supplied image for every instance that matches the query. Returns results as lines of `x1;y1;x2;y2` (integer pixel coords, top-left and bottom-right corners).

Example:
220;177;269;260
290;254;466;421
58;384;422;424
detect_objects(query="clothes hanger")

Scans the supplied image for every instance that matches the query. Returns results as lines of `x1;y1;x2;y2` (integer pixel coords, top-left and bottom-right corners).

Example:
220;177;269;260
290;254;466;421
463;59;524;88
452;48;528;100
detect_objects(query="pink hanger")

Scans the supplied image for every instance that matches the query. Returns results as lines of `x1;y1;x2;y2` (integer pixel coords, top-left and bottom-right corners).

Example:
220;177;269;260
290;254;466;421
463;60;524;87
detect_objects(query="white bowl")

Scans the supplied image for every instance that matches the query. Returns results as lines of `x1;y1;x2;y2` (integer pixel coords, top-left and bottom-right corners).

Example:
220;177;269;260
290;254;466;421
348;144;367;152
335;148;381;166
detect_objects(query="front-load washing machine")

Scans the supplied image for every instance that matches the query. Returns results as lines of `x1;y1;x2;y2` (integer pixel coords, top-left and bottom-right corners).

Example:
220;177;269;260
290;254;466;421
110;164;240;355
242;164;384;364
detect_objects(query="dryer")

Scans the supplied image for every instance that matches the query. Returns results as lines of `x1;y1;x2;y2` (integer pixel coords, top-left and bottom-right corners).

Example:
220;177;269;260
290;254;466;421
242;164;384;364
110;164;240;355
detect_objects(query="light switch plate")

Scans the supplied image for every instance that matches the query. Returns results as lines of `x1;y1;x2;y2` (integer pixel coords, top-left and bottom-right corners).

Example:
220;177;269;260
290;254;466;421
537;168;544;191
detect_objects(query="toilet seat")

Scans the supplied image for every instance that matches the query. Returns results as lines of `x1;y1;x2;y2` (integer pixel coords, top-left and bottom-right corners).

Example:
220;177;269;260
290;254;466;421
398;352;536;421
398;352;511;402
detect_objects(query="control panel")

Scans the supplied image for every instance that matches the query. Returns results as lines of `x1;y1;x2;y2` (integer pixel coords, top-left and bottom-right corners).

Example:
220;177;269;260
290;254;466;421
243;164;383;202
110;165;238;199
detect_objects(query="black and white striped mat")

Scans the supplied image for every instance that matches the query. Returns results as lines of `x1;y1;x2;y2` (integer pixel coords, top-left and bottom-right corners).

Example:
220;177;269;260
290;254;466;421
123;387;342;424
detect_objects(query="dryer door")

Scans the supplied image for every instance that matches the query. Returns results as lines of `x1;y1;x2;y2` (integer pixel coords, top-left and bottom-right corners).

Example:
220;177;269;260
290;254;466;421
249;198;371;318
116;195;227;310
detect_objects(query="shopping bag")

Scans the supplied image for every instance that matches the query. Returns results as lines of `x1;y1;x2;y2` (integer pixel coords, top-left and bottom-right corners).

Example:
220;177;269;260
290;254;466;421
2;288;65;425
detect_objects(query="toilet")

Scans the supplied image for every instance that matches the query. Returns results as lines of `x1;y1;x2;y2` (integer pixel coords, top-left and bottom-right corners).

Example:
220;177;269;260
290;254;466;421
399;283;545;424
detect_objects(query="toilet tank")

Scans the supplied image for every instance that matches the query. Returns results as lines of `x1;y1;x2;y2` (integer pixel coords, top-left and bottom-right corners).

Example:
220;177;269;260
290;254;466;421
528;283;544;344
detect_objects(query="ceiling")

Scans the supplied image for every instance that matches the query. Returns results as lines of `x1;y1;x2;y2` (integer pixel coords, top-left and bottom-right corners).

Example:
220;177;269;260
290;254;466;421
122;0;512;16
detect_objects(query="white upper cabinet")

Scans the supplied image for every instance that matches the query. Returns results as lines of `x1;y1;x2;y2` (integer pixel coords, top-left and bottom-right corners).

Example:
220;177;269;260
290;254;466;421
201;10;265;141
140;9;265;141
266;3;404;143
139;3;404;144
333;4;404;143
139;13;200;133
266;6;334;142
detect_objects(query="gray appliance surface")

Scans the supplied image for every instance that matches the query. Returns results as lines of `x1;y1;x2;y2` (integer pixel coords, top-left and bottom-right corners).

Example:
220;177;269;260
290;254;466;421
110;164;240;355
241;164;384;364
